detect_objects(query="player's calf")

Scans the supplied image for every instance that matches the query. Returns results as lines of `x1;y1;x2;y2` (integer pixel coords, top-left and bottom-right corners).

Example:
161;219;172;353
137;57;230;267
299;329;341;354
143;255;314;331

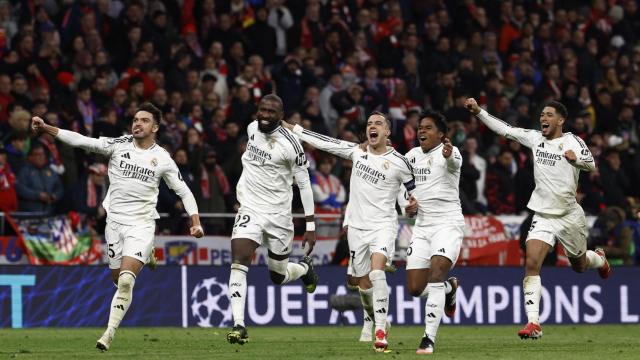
444;277;459;318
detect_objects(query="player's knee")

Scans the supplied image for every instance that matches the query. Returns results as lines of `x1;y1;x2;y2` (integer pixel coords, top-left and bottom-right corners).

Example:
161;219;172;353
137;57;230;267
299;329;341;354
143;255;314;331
118;271;136;293
524;256;541;273
267;257;288;284
269;270;286;284
571;262;587;273
407;284;424;297
428;269;447;283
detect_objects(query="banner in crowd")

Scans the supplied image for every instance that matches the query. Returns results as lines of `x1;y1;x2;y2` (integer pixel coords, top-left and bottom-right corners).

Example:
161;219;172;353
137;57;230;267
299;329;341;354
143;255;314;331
0;215;597;266
5;214;102;265
1;266;638;328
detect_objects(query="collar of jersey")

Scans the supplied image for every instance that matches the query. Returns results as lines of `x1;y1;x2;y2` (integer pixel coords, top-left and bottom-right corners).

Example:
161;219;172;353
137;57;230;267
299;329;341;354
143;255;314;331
367;146;394;156
423;143;443;154
264;125;283;135
132;141;157;151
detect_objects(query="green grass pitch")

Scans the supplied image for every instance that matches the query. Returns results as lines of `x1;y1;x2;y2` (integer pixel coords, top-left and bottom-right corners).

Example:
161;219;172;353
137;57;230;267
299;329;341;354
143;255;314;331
1;325;638;359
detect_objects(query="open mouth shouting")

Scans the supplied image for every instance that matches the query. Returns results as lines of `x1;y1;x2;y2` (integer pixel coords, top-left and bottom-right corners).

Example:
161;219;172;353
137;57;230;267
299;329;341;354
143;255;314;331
541;121;550;132
369;128;379;142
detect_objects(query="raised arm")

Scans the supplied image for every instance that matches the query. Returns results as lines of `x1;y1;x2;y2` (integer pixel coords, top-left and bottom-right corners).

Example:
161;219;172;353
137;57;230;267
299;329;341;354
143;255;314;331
282;121;357;160
465;98;537;148
32;116;113;155
163;160;204;238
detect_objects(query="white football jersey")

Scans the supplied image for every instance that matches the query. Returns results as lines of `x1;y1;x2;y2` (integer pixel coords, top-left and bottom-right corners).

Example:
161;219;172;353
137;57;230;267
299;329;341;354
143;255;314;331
236;121;309;214
405;144;464;226
68;134;193;225
477;109;595;215
292;125;415;230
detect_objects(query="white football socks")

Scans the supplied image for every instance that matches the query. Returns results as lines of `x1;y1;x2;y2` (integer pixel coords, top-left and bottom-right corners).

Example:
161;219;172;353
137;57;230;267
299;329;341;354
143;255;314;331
283;262;308;283
359;287;374;340
229;263;249;327
523;275;542;324
423;282;445;342
369;270;389;332
107;271;136;329
586;250;605;269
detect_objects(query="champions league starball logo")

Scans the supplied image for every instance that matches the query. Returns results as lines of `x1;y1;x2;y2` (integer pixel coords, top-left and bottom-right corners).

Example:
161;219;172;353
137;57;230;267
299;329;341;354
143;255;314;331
190;277;233;327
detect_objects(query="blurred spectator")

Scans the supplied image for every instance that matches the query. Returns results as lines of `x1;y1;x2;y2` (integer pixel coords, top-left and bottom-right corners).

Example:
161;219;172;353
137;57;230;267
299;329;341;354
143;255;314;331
15;144;63;213
589;207;636;266
5;131;28;174
267;0;294;58
460;137;486;214
600;149;630;208
0;147;17;212
70;163;108;230
485;149;516;215
197;148;232;234
312;155;346;237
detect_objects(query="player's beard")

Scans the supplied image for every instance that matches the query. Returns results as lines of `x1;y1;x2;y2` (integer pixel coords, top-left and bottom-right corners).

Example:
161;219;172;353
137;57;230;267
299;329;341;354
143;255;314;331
258;119;279;133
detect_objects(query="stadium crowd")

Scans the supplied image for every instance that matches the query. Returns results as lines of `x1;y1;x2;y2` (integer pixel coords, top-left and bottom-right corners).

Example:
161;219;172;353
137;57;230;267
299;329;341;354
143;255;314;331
0;0;639;263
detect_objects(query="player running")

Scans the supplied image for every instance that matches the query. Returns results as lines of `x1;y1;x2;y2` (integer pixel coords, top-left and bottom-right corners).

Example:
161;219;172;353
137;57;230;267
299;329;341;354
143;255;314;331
398;111;463;354
227;94;319;345
465;98;611;339
283;112;415;352
31;103;204;351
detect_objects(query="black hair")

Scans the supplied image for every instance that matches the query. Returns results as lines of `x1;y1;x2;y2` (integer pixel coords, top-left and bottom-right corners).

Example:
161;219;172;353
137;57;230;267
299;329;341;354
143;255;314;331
543;100;568;119
137;102;162;124
260;94;284;112
420;111;448;134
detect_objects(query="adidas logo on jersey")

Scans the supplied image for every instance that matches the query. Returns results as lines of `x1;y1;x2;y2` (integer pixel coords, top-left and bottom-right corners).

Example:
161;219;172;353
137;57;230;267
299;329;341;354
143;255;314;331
231;291;242;298
361;154;368;160
122;152;131;159
538;143;545;148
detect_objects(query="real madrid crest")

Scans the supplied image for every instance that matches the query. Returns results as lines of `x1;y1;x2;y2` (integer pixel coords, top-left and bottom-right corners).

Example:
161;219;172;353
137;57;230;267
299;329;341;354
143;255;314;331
151;158;158;167
428;158;433;167
558;143;563;151
268;140;275;149
383;160;390;170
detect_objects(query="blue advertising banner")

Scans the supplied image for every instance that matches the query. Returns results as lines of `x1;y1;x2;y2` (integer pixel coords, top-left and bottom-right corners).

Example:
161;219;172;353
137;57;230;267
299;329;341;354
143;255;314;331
1;266;638;328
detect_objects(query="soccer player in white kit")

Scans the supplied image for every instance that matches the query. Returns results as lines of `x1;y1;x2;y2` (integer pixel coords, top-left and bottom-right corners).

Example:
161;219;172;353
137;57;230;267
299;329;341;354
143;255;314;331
226;95;319;345
465;98;611;339
399;111;464;354
283;112;415;352
31;103;204;351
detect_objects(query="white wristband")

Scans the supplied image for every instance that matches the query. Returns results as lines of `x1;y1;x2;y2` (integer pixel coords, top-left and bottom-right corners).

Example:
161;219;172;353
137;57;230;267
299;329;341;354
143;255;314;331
306;221;316;232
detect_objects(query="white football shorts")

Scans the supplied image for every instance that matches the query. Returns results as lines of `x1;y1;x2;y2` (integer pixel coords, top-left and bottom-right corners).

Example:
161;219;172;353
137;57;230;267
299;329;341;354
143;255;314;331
347;224;397;278
526;204;588;258
406;223;464;270
231;206;294;256
105;219;156;269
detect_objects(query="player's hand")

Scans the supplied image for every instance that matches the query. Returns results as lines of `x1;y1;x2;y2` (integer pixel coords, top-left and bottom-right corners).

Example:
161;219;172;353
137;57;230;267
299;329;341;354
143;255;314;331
281;120;294;131
359;141;369;151
302;230;316;255
190;225;204;238
405;196;418;217
32;116;46;134
442;137;453;158
464;98;481;114
564;150;577;163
